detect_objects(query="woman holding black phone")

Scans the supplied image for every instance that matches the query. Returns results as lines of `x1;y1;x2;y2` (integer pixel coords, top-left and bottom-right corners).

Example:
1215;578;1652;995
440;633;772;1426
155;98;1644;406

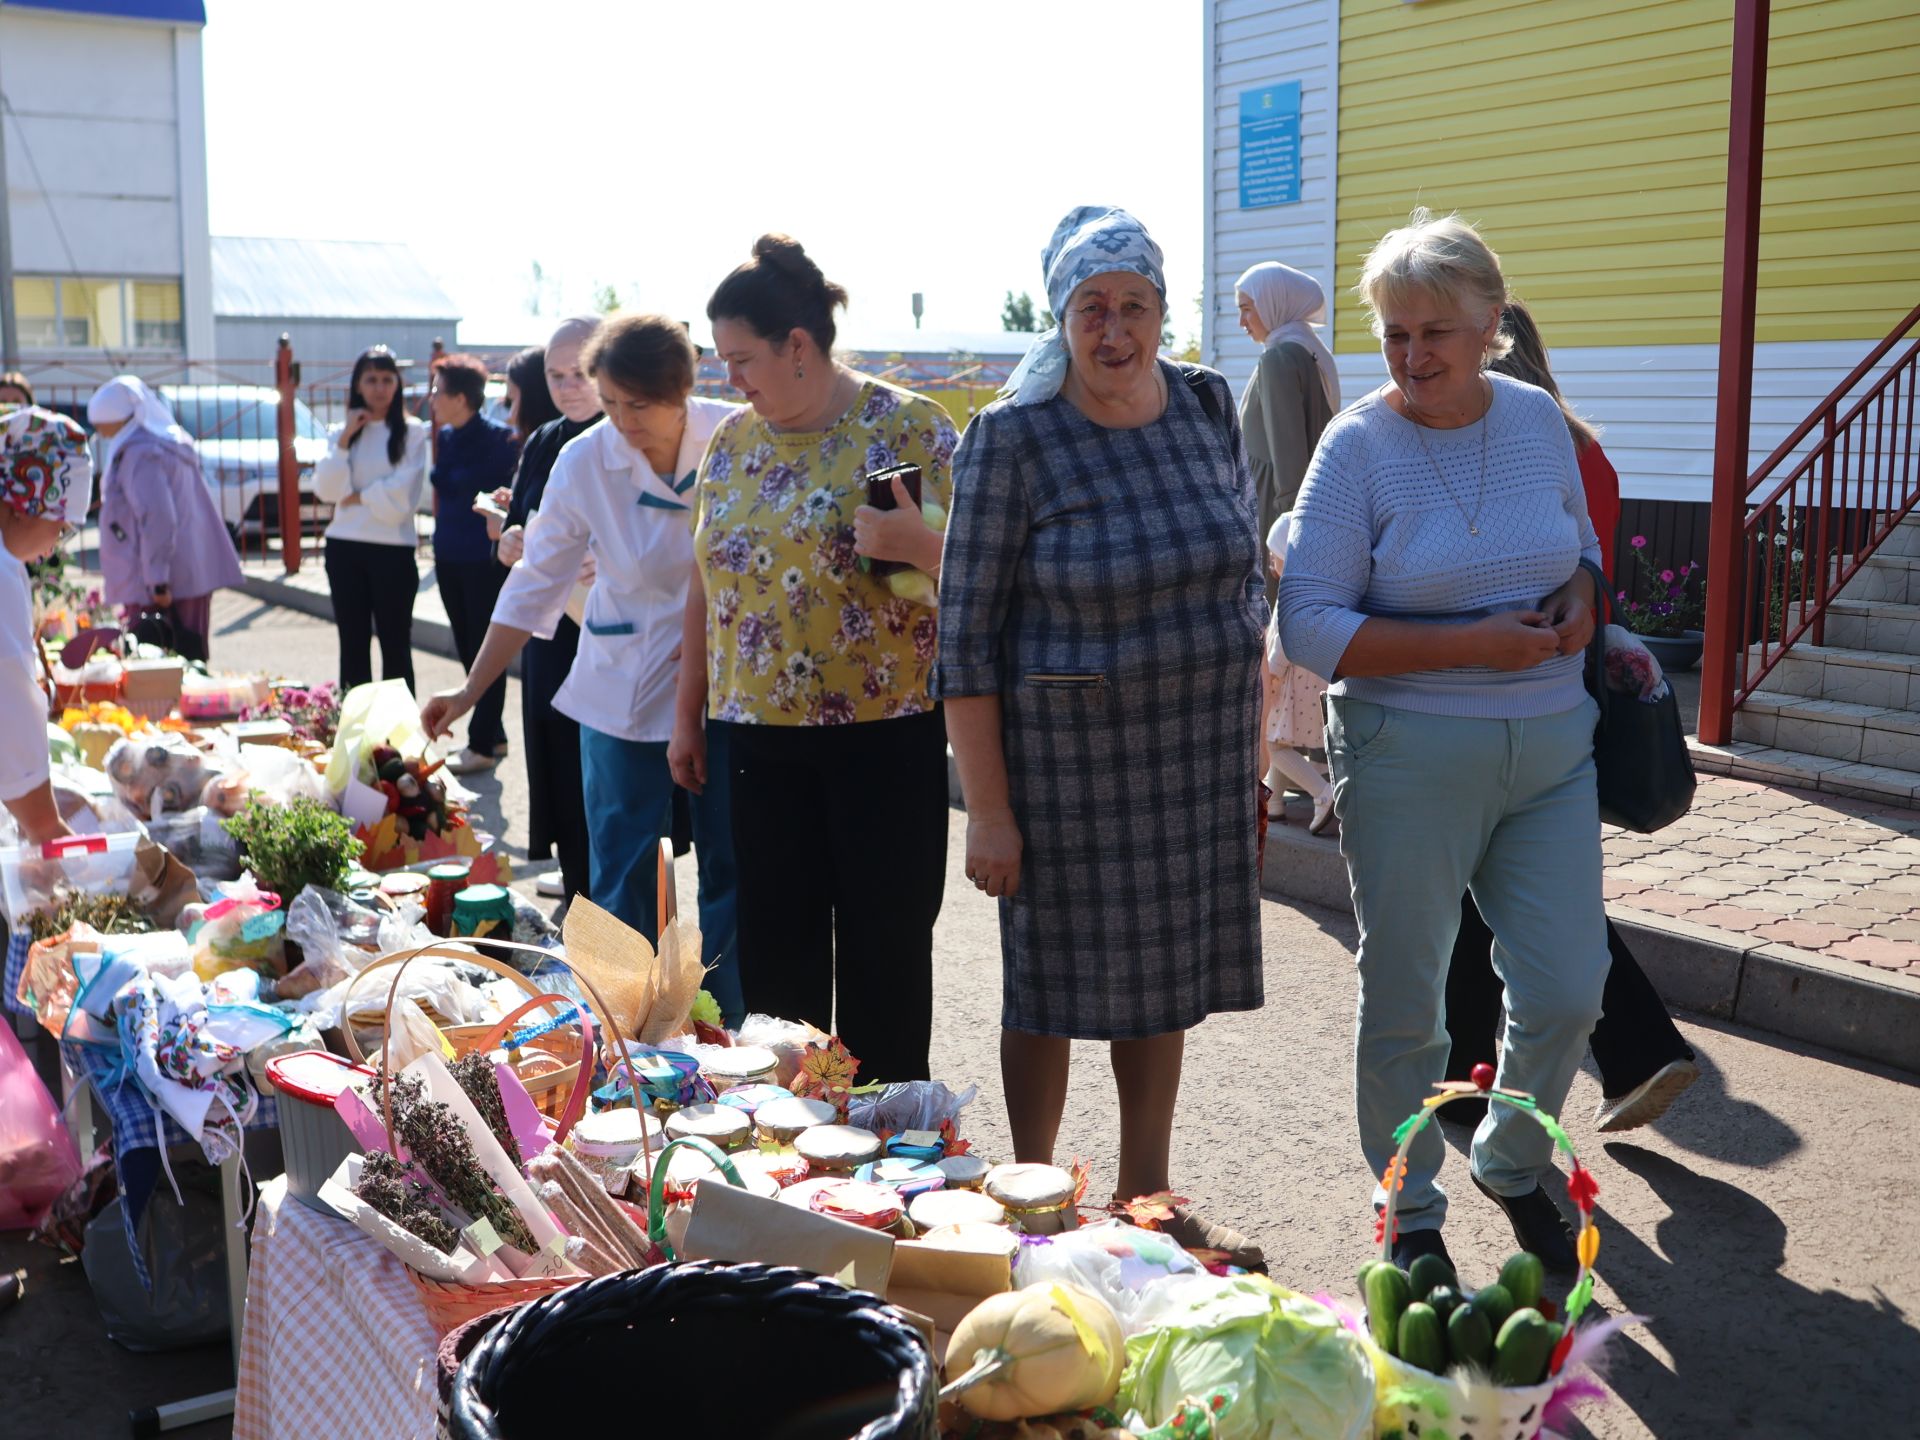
668;235;957;1081
312;346;429;695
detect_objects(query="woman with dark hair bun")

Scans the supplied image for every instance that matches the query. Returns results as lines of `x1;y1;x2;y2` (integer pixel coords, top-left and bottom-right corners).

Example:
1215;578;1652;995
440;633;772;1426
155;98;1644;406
312;344;429;694
425;314;748;1019
669;234;959;1081
504;346;561;439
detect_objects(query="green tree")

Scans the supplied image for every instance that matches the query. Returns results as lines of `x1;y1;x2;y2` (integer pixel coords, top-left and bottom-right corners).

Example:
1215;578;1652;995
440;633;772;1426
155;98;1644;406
591;281;622;315
1001;290;1040;332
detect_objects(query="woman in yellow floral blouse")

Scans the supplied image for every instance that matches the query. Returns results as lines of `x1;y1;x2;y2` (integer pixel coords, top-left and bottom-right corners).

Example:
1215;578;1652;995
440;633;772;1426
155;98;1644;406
670;234;958;1082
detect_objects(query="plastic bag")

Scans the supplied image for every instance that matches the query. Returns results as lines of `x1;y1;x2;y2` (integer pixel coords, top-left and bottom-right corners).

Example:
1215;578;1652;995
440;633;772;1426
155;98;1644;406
102;732;230;820
81;1186;230;1351
0;829;144;927
1014;1221;1206;1327
190;875;286;982
0;1019;83;1229
847;1079;977;1139
733;1012;828;1088
326;678;432;796
282;886;384;993
233;742;330;809
142;806;242;883
1120;1277;1375;1440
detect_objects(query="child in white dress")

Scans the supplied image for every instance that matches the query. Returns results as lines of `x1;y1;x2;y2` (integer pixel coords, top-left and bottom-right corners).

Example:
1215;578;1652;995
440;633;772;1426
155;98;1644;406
1262;513;1335;833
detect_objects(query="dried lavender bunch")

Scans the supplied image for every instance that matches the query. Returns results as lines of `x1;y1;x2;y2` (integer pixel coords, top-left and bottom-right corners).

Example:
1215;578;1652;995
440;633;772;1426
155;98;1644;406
448;1053;517;1161
354;1149;459;1253
382;1073;536;1252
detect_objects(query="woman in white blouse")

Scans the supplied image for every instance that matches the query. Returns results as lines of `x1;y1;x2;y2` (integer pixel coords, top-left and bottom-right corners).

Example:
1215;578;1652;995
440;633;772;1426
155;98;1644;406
310;346;430;695
421;315;746;1021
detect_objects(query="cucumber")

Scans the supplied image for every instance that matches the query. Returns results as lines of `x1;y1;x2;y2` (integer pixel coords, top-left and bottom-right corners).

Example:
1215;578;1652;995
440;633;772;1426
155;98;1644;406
1446;1301;1494;1369
1471;1282;1515;1334
1408;1251;1457;1301
1357;1258;1388;1294
1493;1307;1556;1387
1499;1251;1545;1313
1398;1301;1447;1374
1365;1263;1413;1354
1424;1284;1463;1320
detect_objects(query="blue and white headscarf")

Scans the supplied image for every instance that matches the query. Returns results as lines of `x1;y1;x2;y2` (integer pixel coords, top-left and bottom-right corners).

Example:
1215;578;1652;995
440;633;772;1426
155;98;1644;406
1001;205;1168;407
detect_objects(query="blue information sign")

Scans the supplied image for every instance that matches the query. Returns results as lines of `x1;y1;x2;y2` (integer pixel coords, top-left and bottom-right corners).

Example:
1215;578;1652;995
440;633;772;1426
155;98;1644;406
1239;82;1303;209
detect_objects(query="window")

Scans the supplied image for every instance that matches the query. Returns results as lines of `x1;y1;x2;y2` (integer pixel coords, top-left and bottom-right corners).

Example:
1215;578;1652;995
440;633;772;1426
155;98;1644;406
8;275;185;352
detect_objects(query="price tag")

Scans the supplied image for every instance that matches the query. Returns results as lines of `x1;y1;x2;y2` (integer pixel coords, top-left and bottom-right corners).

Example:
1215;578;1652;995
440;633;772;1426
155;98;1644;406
463;1217;503;1256
239;909;285;943
900;1129;940;1148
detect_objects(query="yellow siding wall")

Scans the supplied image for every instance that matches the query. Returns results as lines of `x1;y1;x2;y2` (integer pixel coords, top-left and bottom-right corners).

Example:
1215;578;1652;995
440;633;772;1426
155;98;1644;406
1333;0;1920;351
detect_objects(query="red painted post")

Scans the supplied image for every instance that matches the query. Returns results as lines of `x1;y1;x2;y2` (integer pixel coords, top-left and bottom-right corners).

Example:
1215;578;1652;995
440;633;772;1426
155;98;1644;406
274;334;301;576
1698;0;1771;746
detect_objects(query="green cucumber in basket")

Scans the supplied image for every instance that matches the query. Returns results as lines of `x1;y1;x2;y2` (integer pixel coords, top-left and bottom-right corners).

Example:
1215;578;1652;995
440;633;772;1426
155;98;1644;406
1357;1258;1389;1294
1493;1307;1557;1386
1424;1284;1464;1320
1499;1250;1545;1312
1446;1301;1494;1370
1365;1263;1413;1353
1471;1281;1516;1334
1397;1301;1447;1374
1408;1251;1456;1301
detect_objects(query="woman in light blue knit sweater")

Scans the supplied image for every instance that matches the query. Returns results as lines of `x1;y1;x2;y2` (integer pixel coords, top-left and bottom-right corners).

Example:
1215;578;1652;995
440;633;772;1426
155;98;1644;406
1276;209;1605;1277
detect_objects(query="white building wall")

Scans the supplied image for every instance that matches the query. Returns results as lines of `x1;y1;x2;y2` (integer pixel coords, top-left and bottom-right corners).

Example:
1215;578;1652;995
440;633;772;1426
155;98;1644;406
214;317;459;375
0;5;213;354
1203;0;1340;388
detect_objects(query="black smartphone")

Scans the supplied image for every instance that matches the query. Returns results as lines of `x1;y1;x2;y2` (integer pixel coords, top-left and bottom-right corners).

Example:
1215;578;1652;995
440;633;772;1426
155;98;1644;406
863;463;923;578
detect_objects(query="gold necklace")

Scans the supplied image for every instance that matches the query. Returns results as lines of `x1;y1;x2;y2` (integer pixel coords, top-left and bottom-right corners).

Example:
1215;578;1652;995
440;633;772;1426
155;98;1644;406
1408;380;1490;537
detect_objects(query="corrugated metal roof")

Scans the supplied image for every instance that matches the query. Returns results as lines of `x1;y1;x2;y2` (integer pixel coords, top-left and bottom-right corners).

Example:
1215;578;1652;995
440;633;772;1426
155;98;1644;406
210;237;461;322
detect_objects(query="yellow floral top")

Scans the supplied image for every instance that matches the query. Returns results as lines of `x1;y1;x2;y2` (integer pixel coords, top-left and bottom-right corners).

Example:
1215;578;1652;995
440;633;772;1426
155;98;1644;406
694;378;959;725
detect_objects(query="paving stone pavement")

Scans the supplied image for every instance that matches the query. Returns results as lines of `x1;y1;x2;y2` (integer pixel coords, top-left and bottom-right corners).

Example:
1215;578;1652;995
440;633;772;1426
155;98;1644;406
1602;775;1920;978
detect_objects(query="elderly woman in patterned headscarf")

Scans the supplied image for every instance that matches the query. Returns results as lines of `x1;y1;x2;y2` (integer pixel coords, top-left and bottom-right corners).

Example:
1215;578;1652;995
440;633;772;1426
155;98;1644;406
0;404;92;841
938;206;1268;1268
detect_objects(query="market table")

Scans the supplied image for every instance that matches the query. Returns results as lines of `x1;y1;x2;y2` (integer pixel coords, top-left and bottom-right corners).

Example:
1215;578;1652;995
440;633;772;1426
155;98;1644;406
233;1175;442;1440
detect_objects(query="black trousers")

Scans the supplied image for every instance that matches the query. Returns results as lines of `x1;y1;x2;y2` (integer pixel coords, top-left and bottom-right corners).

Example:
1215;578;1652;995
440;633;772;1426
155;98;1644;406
730;708;948;1083
1445;891;1694;1099
436;558;508;754
520;625;591;900
324;537;417;696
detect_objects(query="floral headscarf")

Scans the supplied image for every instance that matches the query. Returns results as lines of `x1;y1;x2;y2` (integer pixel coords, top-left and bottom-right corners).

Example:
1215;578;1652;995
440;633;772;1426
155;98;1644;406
1;403;93;525
1002;205;1168;407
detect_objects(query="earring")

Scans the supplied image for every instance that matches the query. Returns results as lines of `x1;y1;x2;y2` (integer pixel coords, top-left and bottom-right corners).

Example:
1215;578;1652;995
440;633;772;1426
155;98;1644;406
796;361;805;381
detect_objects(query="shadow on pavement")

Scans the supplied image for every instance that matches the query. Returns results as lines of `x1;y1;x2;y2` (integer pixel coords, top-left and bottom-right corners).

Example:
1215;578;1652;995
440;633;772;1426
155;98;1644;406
1597;1142;1916;1436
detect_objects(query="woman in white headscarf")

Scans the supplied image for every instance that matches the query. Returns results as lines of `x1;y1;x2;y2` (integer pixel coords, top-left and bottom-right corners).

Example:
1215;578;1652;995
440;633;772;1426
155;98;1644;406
86;376;242;662
1235;262;1340;576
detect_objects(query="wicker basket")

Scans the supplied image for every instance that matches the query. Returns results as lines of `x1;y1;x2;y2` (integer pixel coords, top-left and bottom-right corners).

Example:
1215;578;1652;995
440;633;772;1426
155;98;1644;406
343;939;653;1334
449;1260;938;1440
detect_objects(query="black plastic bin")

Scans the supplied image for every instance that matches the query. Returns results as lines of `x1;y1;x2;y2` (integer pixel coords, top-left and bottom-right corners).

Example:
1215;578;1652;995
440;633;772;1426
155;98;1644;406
450;1260;937;1440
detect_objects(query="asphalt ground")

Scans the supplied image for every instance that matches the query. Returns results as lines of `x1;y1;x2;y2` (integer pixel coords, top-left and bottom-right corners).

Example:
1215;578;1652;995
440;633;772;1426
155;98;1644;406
4;592;1916;1438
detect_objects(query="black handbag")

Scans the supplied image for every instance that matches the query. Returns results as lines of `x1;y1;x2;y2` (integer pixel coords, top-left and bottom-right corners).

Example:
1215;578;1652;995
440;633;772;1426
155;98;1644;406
1582;561;1696;832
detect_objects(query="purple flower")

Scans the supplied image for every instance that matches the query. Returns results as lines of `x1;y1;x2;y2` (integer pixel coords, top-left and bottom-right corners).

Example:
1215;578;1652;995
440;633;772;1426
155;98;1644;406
837;602;876;647
757;462;799;509
858;389;901;425
715;528;754;574
1631;535;1648;549
808;692;857;725
864;441;896;474
1660;569;1674;583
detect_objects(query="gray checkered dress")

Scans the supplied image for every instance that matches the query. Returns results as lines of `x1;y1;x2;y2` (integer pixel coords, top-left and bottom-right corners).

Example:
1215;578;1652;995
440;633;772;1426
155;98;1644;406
935;361;1267;1039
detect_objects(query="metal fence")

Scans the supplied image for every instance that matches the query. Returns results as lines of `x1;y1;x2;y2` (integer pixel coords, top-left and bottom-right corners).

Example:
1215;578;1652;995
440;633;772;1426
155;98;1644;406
14;339;1021;575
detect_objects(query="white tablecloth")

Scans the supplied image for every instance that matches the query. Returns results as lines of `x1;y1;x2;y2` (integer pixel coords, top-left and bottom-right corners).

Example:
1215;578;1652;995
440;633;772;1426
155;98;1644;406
233;1176;442;1440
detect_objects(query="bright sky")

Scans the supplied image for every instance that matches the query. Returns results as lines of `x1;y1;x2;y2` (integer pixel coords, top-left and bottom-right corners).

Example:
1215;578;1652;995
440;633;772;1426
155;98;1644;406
202;0;1205;349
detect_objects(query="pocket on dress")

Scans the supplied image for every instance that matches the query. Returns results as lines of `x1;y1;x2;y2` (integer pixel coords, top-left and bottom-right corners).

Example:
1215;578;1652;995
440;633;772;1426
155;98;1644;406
584;618;635;636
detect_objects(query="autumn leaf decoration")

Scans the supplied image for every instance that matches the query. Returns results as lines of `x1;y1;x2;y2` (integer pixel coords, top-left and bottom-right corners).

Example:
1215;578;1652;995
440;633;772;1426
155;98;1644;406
790;1036;861;1119
1116;1190;1191;1228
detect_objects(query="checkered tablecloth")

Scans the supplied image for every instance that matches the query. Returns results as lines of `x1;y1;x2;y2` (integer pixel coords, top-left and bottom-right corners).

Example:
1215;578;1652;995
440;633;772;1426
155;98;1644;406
234;1175;442;1440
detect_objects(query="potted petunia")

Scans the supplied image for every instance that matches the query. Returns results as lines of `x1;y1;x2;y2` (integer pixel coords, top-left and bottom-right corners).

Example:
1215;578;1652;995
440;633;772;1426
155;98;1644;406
1613;536;1706;670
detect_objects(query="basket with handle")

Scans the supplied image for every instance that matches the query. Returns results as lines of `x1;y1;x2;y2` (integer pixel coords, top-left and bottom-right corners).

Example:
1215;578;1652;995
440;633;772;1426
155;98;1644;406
1363;1066;1605;1440
342;939;650;1333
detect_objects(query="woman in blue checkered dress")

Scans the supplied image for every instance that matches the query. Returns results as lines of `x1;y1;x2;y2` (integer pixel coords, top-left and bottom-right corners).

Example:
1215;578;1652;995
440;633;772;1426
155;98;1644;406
936;207;1267;1267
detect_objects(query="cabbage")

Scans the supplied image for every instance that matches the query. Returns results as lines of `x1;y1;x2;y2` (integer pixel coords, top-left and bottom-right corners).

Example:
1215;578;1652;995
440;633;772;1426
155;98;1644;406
1119;1276;1375;1440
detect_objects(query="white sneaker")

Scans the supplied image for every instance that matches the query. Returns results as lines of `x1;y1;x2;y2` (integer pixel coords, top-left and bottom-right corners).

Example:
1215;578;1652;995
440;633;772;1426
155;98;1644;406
445;747;498;775
1594;1059;1700;1133
535;873;565;898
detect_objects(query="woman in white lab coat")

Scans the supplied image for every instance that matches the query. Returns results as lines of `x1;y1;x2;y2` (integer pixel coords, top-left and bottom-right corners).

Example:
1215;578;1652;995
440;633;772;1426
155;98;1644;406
421;315;745;1021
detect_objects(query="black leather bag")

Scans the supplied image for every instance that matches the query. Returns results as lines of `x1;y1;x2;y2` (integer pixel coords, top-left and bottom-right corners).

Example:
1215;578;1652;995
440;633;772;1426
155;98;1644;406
1583;562;1696;832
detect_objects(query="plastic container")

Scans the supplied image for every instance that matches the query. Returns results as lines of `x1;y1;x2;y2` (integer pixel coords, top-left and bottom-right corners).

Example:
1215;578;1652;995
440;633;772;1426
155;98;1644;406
379;870;431;901
178;673;270;720
808;1180;906;1232
264;1050;375;1212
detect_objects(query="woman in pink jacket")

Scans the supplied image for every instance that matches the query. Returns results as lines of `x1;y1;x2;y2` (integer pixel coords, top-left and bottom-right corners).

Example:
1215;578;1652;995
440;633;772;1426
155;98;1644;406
87;377;242;661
